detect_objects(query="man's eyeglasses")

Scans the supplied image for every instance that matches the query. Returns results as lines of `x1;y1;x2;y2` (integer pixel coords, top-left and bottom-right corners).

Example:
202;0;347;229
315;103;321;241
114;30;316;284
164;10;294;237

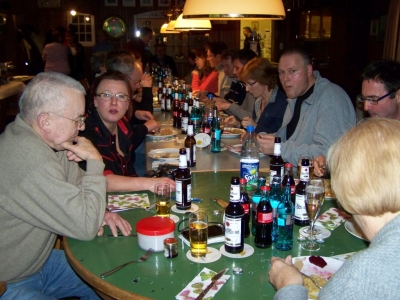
245;81;257;87
357;90;395;105
96;93;130;102
49;112;86;128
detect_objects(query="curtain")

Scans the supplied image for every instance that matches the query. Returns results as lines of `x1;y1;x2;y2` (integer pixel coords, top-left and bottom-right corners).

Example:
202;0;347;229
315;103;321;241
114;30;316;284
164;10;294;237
383;0;400;60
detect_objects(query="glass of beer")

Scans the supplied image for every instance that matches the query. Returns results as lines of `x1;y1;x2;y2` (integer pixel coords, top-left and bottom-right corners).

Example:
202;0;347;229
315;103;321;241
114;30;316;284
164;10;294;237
189;211;208;257
297;155;314;178
154;184;171;217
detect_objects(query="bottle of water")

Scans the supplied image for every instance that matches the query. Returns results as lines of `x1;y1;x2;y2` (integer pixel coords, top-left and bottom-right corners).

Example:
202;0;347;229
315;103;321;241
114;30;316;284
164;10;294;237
276;185;294;251
269;176;282;242
240;125;259;193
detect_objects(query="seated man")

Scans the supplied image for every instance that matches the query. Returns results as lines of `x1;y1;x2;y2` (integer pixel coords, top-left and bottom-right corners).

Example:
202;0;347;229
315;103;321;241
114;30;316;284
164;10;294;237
151;43;178;77
257;47;356;168
0;72;131;299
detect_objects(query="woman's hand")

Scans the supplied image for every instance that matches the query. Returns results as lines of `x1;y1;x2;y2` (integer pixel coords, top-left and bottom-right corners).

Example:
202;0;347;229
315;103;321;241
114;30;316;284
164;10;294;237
269;255;303;290
224;116;240;127
241;116;257;129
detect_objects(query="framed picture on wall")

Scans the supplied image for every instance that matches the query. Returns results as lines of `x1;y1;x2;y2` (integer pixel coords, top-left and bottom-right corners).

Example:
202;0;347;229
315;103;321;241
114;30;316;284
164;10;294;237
122;0;135;6
158;0;170;6
140;0;153;6
175;0;185;7
105;0;118;6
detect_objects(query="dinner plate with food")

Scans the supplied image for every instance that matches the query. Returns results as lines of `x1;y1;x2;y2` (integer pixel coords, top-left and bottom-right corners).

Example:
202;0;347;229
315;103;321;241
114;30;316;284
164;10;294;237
293;255;343;300
147;128;178;139
148;148;180;161
221;127;245;138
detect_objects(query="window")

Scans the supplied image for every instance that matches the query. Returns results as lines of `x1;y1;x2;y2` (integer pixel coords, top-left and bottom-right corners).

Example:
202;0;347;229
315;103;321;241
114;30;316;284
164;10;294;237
67;13;95;47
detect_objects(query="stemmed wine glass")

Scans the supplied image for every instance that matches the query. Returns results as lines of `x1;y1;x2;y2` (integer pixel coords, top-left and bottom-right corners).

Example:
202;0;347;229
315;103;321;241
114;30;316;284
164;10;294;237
302;179;325;236
301;184;324;251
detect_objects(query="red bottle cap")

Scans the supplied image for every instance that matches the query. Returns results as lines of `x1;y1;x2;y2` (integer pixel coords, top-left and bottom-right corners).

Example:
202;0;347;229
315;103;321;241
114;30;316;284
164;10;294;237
240;178;247;184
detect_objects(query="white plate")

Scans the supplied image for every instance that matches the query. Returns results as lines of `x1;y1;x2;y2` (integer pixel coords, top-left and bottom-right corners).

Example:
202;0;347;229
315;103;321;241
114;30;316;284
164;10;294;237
293;256;343;299
147;129;178;139
299;226;331;239
194;133;211;148
221;127;244;139
227;144;266;157
186;247;221;263
345;218;368;241
171;204;199;214
219;243;254;258
148;148;180;161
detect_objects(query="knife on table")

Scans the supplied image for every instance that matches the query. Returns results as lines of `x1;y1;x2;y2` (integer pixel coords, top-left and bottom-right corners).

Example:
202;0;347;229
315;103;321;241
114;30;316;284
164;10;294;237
195;268;229;300
216;198;229;208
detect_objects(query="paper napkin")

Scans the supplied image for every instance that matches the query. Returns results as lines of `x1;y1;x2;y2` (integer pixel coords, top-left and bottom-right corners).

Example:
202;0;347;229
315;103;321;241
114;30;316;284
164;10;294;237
176;267;230;300
107;193;150;212
315;207;351;231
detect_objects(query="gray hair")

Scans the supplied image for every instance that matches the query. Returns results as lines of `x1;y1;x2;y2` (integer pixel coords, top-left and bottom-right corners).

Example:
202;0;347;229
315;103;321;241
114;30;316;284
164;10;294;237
19;72;86;124
106;49;135;77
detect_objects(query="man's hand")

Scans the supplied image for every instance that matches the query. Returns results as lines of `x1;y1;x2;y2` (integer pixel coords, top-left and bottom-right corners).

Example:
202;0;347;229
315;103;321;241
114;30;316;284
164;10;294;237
61;136;102;162
257;133;275;155
97;211;132;237
146;177;176;193
224;115;240;127
314;155;327;177
135;110;154;121
241;116;257;129
144;119;160;132
214;97;231;111
269;256;303;290
141;73;153;88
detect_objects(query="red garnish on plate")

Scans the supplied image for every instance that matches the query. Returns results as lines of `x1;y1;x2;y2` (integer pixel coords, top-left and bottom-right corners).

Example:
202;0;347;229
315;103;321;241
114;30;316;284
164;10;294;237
309;256;327;268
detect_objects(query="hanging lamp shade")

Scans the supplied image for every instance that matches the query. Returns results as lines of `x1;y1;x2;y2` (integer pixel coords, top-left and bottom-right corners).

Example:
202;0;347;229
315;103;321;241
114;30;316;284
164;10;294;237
174;14;212;31
166;20;177;31
160;23;180;34
182;0;286;20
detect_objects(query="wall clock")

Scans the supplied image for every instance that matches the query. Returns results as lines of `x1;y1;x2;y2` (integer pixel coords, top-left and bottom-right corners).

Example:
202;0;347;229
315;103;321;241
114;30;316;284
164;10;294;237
38;0;61;8
103;16;127;40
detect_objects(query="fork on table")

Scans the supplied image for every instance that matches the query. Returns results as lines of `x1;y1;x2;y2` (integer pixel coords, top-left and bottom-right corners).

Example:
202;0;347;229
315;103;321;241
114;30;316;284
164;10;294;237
101;248;154;279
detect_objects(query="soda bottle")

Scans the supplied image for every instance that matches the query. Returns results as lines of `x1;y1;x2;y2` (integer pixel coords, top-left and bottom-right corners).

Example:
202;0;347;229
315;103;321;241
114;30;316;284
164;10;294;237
282;163;296;204
240;125;259;191
269;137;284;184
276;185;294;251
225;176;245;254
175;148;191;210
294;158;310;226
251;176;266;236
269;176;282;242
184;120;196;167
254;185;272;248
239;178;251;238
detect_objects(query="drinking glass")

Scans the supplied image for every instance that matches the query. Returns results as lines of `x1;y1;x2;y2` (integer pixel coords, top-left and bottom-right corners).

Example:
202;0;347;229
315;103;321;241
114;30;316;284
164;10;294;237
301;184;324;251
154;183;171;218
302;179;325;236
189;211;208;257
297;155;314;178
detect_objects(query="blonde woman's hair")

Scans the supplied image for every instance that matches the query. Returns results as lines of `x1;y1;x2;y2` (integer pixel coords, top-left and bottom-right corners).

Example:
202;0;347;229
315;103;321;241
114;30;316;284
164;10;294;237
327;118;400;216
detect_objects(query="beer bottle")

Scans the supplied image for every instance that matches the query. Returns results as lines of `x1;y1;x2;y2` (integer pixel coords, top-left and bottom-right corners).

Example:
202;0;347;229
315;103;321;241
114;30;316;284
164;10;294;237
181;99;190;134
254;185;273;248
276;185;294;251
225;176;245;254
269;137;284;184
201;115;211;136
282;163;296;204
175;148;191;210
184;120;196;167
161;87;166;111
269;176;282;242
294;158;310;226
251;176;266;236
173;94;181;128
157;81;163;104
239;178;250;238
166;86;172;112
211;107;221;153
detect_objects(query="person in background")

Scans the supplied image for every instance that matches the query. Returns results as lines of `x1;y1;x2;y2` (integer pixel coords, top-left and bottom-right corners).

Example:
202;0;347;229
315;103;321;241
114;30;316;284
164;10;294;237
216;48;257;124
66;31;85;81
90;51;107;79
314;59;400;177
42;30;70;75
191;47;219;97
0;72;131;299
257;47;355;169
82;71;175;192
242;26;252;50
151;43;178;77
215;48;237;99
126;26;154;70
184;49;197;84
92;29;113;54
270;118;400;300
207;42;229;91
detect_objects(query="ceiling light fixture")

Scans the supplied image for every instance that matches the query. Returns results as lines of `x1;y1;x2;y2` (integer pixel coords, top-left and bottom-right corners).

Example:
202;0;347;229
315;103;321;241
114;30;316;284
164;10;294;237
182;0;286;20
160;22;180;34
174;14;211;31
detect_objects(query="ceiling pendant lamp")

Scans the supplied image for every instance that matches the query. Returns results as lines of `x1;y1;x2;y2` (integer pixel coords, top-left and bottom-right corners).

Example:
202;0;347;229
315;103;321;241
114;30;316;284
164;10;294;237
174;14;212;31
182;0;286;20
166;20;177;31
160;23;180;34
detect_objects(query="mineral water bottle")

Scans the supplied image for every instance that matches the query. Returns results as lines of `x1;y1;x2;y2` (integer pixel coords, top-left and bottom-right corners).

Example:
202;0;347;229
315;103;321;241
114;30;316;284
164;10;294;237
269;176;282;242
240;125;259;193
276;185;294;251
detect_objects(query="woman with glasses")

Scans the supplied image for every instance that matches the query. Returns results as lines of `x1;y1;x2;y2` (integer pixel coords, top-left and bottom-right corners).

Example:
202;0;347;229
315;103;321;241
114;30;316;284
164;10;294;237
191;47;219;97
81;71;175;193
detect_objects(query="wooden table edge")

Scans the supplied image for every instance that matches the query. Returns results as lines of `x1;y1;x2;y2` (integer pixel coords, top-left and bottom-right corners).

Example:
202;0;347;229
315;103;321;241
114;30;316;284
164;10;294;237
63;236;152;300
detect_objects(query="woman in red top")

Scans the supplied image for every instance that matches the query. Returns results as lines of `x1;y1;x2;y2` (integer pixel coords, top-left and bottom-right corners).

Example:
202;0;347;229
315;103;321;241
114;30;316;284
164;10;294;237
191;47;219;97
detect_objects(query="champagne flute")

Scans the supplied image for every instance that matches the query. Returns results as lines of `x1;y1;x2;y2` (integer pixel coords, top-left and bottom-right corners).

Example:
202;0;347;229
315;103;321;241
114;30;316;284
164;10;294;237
301;185;323;251
302;179;325;236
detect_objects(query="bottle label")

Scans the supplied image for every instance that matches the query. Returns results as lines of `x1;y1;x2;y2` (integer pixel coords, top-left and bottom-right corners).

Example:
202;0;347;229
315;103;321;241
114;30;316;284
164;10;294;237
166;99;171;110
212;129;221;140
240;159;259;188
179;154;187;168
186;147;196;162
290;185;296;195
224;215;243;247
242;203;250;214
161;98;166;110
230;185;240;202
269;170;277;184
294;194;309;221
278;214;294;226
175;181;191;206
257;211;273;223
273;143;281;156
181;117;188;131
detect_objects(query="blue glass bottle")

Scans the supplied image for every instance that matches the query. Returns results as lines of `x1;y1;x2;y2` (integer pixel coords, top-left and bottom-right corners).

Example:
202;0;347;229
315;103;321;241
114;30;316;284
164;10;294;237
251;176;266;236
269;176;282;242
210;107;221;153
276;186;294;251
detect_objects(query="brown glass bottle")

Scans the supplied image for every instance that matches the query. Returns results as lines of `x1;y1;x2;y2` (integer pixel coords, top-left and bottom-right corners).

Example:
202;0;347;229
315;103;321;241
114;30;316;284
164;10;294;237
294;158;310;226
175;148;191;210
239;178;250;238
269;137;285;184
181;100;190;134
282;163;296;204
184;121;196;167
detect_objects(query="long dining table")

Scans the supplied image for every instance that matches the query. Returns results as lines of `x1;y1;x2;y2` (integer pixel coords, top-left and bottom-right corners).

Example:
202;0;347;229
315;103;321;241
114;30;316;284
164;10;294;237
63;171;368;300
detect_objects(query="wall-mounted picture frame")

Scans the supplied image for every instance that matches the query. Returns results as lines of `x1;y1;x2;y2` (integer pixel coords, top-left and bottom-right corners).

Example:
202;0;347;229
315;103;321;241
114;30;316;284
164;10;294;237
105;0;118;6
122;0;135;7
140;0;153;7
175;0;185;7
158;0;171;6
251;21;259;32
